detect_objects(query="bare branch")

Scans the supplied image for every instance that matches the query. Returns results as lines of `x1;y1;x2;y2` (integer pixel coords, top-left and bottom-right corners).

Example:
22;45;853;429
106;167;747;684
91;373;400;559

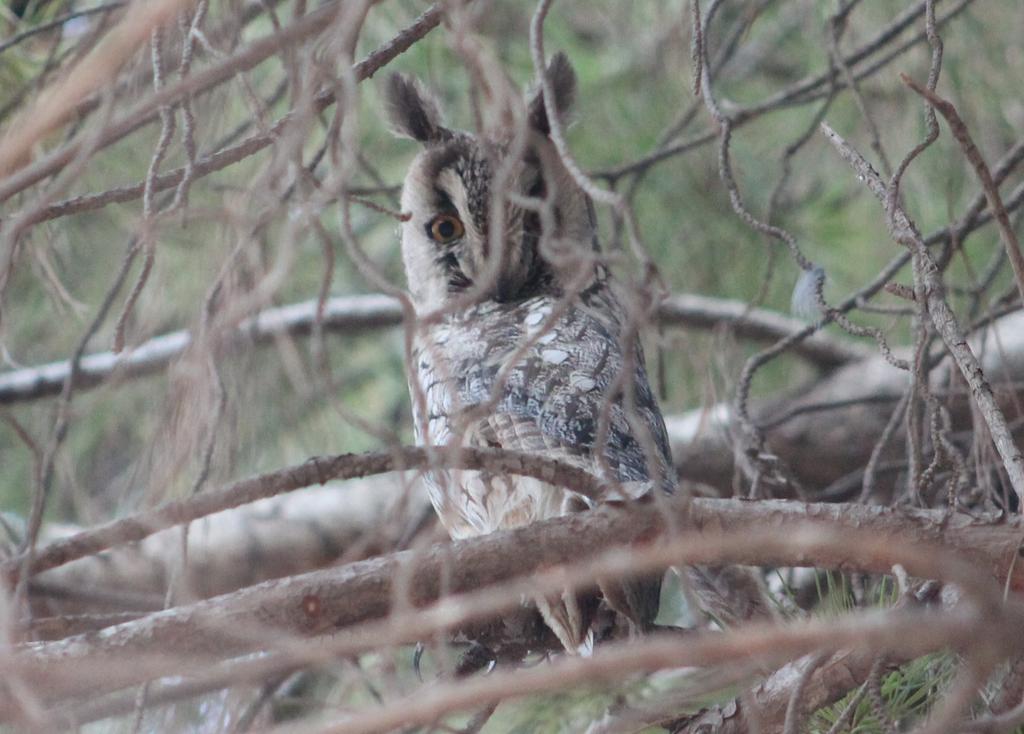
276;606;1004;734
7;507;1020;720
821;122;1024;508
0;2;444;204
0;292;867;405
901;74;1024;308
0;2;126;57
3;447;605;583
30;476;418;621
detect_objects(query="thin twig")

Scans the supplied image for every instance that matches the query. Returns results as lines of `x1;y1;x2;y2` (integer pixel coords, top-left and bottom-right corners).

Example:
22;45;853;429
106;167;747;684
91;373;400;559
821;121;1024;509
13;238;140;620
0;1;125;57
901;74;1024;308
0;0;193;177
0;2;444;203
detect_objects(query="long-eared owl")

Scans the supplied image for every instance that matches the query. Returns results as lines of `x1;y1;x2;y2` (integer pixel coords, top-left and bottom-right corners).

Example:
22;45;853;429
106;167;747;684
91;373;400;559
386;52;674;655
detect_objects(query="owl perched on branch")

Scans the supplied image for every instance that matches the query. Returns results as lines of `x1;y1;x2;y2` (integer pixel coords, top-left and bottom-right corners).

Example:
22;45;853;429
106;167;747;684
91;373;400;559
387;53;674;655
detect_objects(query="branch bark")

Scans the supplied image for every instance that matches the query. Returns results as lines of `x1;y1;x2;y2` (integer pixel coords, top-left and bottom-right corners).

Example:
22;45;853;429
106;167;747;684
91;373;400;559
7;492;1023;718
1;447;605;584
671;309;1024;494
28;476;423;626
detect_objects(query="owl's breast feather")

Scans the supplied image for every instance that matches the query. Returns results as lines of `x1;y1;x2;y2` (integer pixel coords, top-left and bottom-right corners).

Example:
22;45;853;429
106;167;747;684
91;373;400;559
411;293;674;490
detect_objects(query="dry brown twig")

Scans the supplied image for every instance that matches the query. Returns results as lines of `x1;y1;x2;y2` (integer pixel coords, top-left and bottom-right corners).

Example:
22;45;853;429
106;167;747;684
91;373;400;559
821;122;1024;508
271;604;1008;734
900;74;1024;308
13;239;141;624
0;2;444;205
9;511;1020;724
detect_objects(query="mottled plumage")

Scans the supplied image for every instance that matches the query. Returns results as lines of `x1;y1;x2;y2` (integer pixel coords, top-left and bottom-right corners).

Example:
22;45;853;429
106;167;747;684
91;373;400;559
388;53;674;654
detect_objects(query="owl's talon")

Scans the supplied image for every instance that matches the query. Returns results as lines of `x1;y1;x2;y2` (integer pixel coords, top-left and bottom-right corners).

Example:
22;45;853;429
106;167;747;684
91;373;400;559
455;642;496;678
412;641;426;682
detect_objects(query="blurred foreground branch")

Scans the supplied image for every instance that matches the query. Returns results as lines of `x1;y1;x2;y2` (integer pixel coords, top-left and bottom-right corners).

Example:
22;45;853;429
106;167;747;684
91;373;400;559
7;490;1021;724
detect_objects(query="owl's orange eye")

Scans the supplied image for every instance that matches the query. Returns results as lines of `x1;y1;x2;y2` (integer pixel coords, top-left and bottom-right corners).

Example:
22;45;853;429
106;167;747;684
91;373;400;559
428;213;464;243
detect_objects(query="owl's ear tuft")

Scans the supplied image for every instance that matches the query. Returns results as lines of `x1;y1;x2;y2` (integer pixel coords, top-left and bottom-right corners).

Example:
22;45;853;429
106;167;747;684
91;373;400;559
385;73;447;143
527;51;577;136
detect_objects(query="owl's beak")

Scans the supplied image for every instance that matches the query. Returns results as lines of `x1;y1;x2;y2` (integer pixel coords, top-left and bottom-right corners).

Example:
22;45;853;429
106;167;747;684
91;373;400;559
494;275;521;303
492;244;538;303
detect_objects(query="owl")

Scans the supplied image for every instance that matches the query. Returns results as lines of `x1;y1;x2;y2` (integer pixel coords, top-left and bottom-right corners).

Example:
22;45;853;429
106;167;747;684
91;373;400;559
386;53;674;655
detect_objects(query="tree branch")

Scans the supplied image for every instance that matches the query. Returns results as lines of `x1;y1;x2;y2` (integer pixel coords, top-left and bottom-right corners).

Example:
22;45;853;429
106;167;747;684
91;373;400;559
8;495;1021;721
0;0;195;178
901;74;1024;307
1;446;606;584
272;605;1005;734
27;476;421;627
0;292;867;405
670;308;1024;495
821;122;1024;507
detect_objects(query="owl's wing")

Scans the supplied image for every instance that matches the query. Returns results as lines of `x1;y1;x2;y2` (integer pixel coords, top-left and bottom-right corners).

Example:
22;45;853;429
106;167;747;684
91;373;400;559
426;287;674;520
472;411;595;503
458;292;675;498
475;408;663;633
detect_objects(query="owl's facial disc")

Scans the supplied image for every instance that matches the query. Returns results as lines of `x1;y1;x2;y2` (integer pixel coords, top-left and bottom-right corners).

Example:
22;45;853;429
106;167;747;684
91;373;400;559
405;140;547;304
399;133;595;312
390;53;592;312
